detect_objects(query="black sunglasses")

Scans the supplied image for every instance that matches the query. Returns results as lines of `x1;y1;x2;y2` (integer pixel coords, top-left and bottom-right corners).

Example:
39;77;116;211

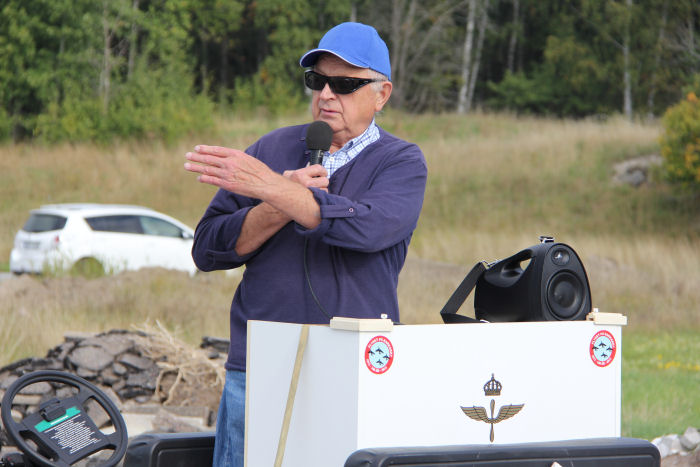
304;70;383;95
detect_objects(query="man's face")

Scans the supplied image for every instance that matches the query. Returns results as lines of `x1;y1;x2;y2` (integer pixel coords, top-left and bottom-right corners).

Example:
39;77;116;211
311;54;392;152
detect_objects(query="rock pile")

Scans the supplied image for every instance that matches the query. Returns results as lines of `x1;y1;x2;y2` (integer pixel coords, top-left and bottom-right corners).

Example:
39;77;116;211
653;427;700;465
612;154;662;187
0;328;227;445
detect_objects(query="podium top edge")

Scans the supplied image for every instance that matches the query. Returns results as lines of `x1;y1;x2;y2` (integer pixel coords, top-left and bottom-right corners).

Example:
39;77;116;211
247;319;627;330
329;317;394;332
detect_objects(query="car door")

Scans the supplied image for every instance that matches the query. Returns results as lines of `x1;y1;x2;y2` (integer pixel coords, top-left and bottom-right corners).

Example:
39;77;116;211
138;215;195;273
84;215;149;272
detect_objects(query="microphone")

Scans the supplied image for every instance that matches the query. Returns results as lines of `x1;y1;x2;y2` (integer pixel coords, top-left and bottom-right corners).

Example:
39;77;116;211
305;120;333;166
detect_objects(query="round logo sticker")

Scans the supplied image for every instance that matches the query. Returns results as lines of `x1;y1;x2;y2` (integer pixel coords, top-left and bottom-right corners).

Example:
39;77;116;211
590;330;617;367
365;336;394;374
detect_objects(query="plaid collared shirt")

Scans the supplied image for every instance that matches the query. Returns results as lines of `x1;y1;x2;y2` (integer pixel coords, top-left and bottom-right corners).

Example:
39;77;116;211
323;119;380;177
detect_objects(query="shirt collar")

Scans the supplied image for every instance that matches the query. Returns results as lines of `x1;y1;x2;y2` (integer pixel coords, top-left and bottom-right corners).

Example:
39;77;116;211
336;119;378;153
323;119;380;176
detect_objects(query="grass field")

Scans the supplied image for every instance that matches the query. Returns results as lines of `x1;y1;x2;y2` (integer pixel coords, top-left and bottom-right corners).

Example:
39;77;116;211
0;110;698;440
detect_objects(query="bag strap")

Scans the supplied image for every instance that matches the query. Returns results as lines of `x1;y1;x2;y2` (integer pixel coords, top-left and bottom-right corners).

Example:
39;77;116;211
439;261;489;324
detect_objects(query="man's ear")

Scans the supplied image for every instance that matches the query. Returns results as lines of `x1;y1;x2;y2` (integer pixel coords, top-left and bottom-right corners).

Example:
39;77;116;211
374;81;393;112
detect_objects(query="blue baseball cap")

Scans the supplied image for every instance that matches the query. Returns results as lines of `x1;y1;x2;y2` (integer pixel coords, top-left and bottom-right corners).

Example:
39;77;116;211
299;22;391;81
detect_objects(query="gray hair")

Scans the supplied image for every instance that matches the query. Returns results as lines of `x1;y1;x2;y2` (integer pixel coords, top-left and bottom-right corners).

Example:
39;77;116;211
367;69;389;92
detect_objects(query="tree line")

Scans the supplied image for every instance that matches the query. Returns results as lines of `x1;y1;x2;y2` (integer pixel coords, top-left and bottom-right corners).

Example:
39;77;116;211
1;0;698;143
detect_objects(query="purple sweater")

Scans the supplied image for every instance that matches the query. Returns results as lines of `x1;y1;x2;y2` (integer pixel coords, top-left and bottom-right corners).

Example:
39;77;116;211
192;123;427;371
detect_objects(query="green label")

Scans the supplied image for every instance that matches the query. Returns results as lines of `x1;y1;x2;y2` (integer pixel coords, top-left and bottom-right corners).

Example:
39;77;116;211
35;406;81;432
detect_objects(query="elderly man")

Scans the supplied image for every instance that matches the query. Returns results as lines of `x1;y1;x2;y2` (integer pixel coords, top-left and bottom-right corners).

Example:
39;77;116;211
185;22;427;467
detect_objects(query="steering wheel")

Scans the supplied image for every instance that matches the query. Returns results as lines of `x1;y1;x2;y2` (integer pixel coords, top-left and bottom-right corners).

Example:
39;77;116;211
1;370;127;467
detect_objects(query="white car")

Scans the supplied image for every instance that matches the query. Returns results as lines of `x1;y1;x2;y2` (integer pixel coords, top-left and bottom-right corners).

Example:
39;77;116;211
10;204;198;276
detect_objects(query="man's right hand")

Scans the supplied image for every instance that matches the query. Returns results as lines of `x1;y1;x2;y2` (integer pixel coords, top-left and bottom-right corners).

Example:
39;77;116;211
283;165;329;192
233;165;328;257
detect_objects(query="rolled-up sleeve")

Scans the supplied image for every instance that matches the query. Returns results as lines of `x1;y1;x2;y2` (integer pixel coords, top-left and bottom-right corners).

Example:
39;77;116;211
191;137;276;271
191;190;258;271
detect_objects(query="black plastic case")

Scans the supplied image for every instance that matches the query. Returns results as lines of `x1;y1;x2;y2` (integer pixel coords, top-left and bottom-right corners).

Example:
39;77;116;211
123;432;215;467
344;437;660;467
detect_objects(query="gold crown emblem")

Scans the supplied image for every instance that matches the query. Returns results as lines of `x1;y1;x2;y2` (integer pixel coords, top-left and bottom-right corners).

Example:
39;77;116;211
483;374;502;396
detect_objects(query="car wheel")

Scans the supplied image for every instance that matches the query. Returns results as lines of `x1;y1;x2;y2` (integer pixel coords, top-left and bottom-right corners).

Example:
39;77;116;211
71;257;105;278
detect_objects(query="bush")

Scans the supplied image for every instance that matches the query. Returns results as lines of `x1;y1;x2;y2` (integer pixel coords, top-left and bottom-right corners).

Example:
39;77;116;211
487;71;553;115
0;107;11;140
660;85;700;191
33;70;215;144
487;36;613;117
232;72;305;116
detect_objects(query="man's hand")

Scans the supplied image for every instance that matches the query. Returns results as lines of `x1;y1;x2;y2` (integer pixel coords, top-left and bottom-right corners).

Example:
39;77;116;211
185;145;330;195
184;144;323;230
283;165;329;192
184;145;280;199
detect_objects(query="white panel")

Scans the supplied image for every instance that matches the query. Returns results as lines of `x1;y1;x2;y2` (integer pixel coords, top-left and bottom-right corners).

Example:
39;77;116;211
245;321;302;467
355;322;621;447
283;326;360;466
246;320;623;467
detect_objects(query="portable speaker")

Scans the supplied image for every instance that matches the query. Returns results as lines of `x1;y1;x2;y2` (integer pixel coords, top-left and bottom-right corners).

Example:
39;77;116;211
474;238;591;322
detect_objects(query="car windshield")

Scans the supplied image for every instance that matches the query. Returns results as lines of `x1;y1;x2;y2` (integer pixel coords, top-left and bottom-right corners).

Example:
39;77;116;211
23;214;67;232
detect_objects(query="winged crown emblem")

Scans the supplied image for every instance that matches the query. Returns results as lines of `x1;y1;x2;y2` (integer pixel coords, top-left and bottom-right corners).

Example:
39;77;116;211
460;374;524;442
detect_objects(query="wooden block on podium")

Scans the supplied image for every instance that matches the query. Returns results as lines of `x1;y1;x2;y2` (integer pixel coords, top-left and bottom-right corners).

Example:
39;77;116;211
586;310;628;326
330;316;394;332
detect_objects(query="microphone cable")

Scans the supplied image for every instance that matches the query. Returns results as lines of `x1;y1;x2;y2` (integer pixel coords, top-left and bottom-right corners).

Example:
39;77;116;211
304;237;332;320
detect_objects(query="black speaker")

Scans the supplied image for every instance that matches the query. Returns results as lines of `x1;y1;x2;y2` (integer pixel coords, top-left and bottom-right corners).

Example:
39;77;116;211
474;238;591;322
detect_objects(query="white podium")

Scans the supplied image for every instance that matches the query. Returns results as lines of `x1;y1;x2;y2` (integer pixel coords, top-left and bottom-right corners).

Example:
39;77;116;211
245;319;623;467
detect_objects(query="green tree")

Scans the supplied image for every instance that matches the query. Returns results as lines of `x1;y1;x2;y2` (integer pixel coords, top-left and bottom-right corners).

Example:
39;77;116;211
486;0;672;117
232;0;352;112
3;0;214;143
487;12;614;117
2;0;699;141
189;0;246;104
0;0;95;140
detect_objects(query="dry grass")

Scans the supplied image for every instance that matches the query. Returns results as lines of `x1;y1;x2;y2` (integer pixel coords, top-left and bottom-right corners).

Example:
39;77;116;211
0;112;307;262
0;231;695;368
398;232;700;331
0;140;215;257
133;321;225;410
0;110;698;349
0;268;240;366
407;113;669;237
